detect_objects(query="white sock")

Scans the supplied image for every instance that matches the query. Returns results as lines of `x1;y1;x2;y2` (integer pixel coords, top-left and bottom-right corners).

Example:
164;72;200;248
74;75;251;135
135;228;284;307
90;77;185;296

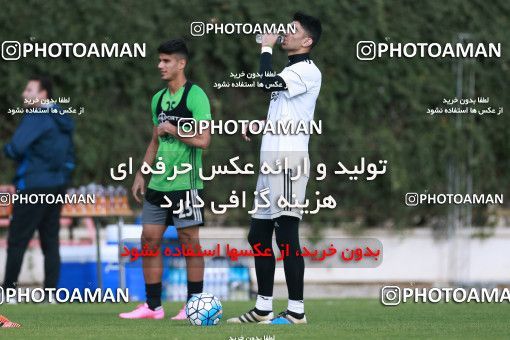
255;294;273;312
287;299;304;314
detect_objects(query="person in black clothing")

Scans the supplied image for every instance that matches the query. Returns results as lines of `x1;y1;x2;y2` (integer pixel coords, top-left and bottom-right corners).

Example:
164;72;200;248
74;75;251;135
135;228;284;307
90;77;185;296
2;75;75;291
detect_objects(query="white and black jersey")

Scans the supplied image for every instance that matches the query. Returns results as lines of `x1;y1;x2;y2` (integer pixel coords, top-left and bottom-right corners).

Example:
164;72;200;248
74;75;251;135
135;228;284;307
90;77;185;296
253;52;322;220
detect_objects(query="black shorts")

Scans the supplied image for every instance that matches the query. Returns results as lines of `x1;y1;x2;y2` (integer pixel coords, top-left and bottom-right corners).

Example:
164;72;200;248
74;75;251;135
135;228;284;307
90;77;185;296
141;188;204;228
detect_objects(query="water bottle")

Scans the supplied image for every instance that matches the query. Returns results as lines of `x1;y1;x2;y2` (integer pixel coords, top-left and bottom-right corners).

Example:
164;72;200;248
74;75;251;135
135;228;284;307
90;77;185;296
256;34;284;45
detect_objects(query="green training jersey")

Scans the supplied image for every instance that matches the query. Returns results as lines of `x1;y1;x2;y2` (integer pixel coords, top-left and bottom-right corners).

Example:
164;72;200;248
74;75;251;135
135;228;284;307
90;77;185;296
147;83;211;192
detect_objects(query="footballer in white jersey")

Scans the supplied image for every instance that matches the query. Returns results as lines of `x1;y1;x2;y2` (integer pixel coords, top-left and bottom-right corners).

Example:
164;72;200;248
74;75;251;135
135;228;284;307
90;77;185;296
254;50;322;220
228;12;322;326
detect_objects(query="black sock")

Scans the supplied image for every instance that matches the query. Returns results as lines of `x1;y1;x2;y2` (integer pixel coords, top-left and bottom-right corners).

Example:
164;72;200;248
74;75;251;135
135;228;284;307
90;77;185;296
187;280;203;301
247;218;276;297
275;216;304;301
254;307;271;316
286;309;305;319
145;282;162;310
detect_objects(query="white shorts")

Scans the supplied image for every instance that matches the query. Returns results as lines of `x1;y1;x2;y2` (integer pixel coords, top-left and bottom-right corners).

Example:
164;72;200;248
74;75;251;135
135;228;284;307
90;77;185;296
251;169;309;220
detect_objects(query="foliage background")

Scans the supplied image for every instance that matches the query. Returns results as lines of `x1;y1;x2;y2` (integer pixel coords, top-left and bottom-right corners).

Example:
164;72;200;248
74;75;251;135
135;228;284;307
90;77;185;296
1;0;508;230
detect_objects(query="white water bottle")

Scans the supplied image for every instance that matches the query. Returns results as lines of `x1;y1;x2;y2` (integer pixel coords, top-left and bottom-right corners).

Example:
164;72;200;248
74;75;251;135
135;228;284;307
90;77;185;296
256;34;284;45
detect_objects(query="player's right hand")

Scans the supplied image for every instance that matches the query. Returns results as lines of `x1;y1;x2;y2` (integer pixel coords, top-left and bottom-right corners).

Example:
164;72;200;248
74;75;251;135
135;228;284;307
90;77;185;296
242;124;251;142
242;120;265;142
0;185;15;194
132;172;145;203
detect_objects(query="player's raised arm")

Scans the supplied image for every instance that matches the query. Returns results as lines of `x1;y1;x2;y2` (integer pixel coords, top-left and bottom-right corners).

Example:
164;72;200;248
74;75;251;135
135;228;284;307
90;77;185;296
258;34;288;92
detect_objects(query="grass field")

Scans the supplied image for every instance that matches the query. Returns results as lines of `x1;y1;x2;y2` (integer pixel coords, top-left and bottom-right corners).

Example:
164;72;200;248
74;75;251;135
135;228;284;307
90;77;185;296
1;298;510;339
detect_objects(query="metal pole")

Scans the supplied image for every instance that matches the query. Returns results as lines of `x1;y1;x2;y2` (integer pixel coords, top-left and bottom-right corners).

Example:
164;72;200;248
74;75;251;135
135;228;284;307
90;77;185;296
118;217;126;290
94;217;103;290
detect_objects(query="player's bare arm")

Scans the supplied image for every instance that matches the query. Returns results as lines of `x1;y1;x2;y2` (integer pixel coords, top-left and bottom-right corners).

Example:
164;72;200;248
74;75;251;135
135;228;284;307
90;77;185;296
132;126;159;203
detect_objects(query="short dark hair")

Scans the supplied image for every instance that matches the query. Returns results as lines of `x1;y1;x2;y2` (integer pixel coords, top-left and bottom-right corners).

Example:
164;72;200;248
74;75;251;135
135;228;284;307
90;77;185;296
293;12;322;48
29;75;53;99
157;38;189;60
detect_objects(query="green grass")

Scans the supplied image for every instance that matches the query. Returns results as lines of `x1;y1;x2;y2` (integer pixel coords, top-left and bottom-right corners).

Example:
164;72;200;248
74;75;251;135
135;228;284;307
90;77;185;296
1;298;510;339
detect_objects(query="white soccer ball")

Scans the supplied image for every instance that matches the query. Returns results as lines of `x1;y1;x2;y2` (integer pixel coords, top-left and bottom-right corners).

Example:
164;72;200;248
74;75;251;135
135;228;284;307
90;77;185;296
185;292;223;326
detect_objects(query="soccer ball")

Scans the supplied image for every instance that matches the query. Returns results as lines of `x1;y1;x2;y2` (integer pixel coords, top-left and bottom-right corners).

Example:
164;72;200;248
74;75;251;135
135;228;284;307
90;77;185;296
185;293;223;326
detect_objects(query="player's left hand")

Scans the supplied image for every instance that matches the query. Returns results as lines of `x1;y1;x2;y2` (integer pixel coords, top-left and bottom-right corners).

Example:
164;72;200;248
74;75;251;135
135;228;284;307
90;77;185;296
261;34;279;48
158;121;176;136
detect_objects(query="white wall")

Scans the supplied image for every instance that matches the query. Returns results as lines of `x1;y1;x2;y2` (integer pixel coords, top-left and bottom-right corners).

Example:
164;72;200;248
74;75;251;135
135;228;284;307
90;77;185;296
1;226;509;286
